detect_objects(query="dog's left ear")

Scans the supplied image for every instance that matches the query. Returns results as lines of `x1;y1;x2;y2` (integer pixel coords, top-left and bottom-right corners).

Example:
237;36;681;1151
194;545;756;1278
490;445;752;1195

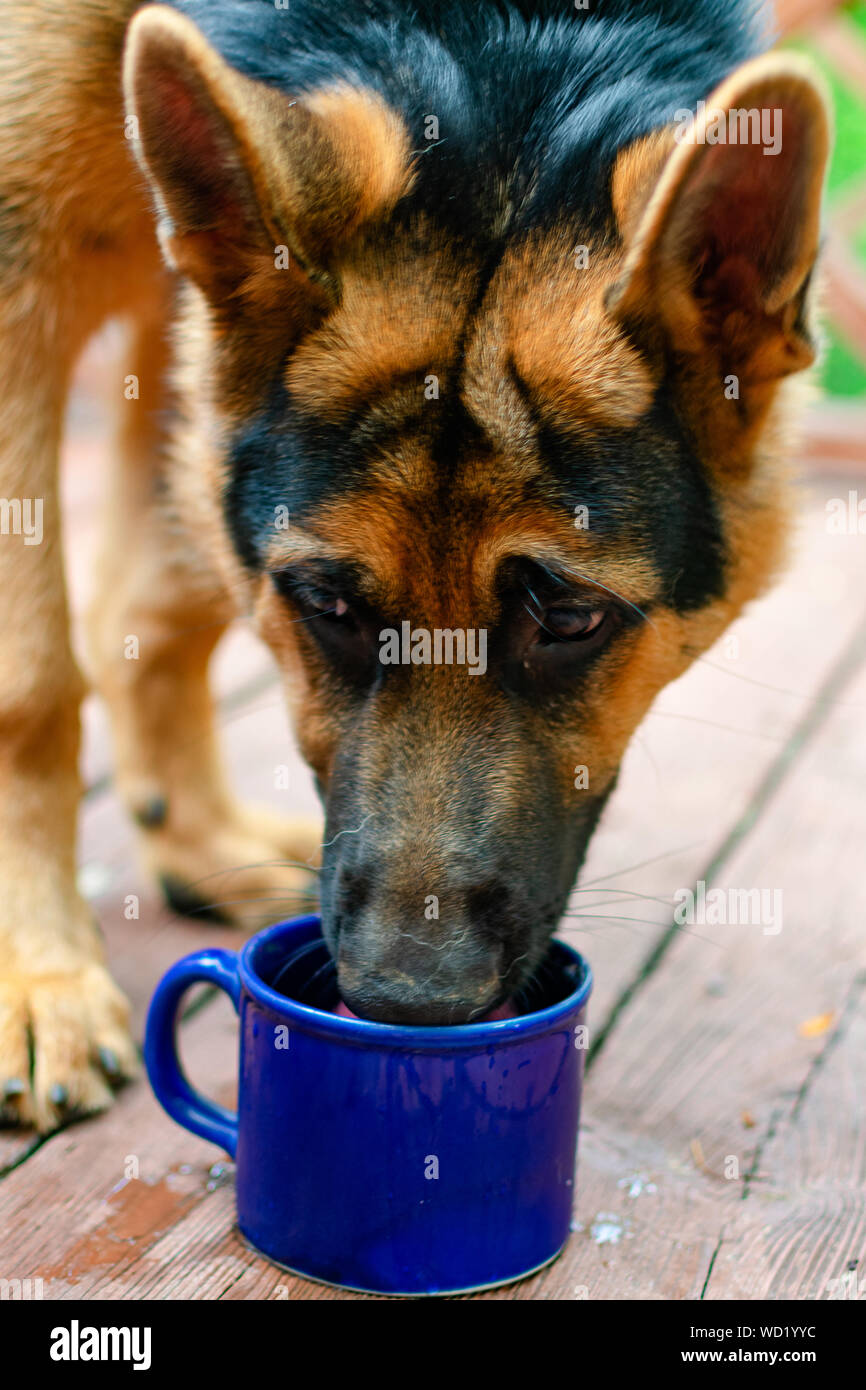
123;4;411;310
608;55;831;432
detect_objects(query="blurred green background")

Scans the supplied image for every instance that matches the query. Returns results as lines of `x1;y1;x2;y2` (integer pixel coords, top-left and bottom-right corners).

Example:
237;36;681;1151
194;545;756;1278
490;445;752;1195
787;0;866;397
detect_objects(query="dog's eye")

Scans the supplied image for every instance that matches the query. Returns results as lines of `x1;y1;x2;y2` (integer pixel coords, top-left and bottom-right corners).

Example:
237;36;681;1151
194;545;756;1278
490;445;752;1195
301;588;355;626
538;607;607;643
273;572;378;684
516;603;619;677
275;576;357;628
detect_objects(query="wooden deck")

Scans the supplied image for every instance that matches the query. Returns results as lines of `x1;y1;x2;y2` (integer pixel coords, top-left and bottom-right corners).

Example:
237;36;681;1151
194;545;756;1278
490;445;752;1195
0;331;863;1301
2;0;865;1305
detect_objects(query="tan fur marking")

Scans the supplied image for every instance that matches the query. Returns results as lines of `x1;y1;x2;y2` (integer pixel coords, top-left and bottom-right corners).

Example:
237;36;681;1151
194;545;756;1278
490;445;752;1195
468;231;657;438
265;475;661;621
286;228;477;416
610;128;676;243
302;83;416;228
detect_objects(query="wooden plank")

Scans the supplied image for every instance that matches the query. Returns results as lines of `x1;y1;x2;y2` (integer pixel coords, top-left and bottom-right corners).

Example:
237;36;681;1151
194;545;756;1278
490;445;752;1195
698;641;866;1299
798;403;866;475
0;994;240;1299
705;1001;866;1299
561;485;866;1024
497;618;866;1301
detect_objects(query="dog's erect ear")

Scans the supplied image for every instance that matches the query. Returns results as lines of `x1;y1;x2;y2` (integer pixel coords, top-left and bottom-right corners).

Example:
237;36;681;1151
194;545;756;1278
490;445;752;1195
123;5;412;307
608;56;830;403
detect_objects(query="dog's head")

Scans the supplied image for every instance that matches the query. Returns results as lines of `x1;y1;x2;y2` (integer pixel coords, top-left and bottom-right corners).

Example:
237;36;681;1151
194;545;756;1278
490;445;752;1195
125;6;829;1021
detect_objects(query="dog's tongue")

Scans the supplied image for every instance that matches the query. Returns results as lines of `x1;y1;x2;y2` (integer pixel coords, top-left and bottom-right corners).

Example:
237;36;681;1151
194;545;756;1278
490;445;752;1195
480;1000;518;1021
334;999;517;1022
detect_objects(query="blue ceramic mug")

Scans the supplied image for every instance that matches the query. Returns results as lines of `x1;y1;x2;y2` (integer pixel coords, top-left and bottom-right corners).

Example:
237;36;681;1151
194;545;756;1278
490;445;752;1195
145;914;592;1296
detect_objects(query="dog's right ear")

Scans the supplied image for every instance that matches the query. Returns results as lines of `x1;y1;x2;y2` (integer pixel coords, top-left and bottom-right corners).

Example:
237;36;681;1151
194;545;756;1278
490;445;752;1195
123;5;412;309
607;54;830;461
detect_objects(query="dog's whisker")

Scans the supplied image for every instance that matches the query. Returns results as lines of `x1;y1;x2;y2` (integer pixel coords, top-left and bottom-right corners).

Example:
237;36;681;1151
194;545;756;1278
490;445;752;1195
552;564;659;634
565;896;668;914
318;813;376;850
559;911;669;931
559;912;723;947
646;709;789;742
522;600;559;638
577;841;705;889
568;886;673;906
163;857;320;897
503;950;531;979
695;655;866;711
170;892;318;917
628;728;664;790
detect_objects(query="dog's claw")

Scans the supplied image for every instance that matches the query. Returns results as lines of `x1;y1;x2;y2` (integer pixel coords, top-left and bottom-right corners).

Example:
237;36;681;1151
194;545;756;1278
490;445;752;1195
0;960;138;1130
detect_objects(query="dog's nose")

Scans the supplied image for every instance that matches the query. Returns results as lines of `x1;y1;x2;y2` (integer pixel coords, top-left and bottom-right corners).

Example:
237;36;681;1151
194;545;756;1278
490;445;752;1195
333;869;511;1023
329;850;532;1022
337;951;504;1025
336;864;513;944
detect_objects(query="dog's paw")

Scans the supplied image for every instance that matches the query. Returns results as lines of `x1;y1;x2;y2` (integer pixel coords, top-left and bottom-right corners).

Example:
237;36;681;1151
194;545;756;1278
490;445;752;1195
144;806;321;931
0;962;139;1132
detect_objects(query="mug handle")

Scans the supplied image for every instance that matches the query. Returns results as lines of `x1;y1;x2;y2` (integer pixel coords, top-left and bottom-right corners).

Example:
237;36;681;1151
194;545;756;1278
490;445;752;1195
144;949;242;1158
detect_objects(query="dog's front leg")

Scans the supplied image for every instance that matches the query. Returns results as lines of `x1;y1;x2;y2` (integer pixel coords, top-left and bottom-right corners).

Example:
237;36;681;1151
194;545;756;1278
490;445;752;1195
0;324;138;1133
86;301;321;935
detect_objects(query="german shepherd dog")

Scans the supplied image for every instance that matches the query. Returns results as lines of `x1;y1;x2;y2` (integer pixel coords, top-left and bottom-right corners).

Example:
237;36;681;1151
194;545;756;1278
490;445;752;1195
0;0;829;1130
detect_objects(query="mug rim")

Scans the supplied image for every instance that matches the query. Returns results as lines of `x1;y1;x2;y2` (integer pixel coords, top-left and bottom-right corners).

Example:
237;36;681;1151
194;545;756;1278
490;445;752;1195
238;914;593;1048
